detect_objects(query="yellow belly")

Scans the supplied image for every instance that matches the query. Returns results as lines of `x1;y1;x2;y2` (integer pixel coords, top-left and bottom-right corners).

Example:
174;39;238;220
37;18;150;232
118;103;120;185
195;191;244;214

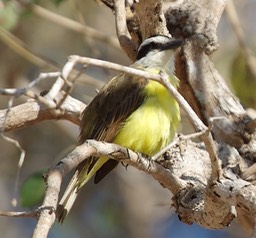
113;80;180;156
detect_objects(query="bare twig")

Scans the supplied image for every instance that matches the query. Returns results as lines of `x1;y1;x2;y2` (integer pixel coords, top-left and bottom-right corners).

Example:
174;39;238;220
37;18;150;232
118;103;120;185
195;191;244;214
0;72;60;96
44;58;78;101
56;67;84;109
114;0;137;60
0;92;85;132
0;97;26;207
28;72;61;89
152;130;209;160
159;72;221;179
0;87;56;108
0;210;37;218
0;207;53;219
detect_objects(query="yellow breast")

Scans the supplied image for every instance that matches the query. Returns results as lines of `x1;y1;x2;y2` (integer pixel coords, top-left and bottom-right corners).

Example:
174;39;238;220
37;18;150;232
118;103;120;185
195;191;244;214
113;79;180;156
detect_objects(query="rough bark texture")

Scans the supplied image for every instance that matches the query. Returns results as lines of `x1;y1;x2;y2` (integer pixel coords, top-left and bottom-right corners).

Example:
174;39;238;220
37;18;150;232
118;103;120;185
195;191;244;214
165;0;256;234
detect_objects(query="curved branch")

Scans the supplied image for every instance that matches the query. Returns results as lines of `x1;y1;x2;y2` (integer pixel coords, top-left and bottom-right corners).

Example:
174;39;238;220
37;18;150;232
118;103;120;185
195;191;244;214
114;0;137;60
165;0;256;233
33;138;248;236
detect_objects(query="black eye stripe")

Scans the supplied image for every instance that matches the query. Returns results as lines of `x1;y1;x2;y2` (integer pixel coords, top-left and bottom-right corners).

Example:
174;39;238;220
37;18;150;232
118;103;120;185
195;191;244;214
136;36;183;60
136;42;159;60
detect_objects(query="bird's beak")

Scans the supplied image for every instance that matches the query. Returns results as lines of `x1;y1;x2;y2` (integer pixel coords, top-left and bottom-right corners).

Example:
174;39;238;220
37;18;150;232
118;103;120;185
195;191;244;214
165;39;183;51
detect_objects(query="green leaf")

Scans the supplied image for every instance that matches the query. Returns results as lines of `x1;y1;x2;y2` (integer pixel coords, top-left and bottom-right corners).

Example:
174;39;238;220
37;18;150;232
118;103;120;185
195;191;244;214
0;1;19;30
230;50;256;108
20;170;46;208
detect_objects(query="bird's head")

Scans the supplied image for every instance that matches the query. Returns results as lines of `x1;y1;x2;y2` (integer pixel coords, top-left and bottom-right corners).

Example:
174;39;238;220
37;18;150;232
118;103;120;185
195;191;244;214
136;35;183;74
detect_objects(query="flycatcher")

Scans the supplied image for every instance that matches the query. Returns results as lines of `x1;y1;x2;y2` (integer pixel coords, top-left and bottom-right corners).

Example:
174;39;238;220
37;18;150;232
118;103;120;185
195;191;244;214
57;35;182;222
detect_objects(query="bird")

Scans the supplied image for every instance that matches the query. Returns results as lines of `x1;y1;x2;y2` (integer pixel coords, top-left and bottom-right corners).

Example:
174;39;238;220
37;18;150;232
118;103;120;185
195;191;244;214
57;35;182;222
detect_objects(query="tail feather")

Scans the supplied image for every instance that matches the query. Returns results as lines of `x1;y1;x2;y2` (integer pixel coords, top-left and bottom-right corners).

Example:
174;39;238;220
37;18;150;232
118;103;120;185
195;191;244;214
94;159;118;184
57;187;79;223
57;157;109;222
57;169;80;223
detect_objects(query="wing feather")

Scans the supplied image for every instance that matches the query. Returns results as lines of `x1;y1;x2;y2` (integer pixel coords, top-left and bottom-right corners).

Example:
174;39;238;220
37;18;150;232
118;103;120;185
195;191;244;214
78;72;148;183
79;73;148;143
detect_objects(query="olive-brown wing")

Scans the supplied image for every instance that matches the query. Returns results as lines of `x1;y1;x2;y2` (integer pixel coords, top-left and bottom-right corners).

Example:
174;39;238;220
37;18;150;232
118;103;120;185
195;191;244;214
79;73;148;143
78;73;148;183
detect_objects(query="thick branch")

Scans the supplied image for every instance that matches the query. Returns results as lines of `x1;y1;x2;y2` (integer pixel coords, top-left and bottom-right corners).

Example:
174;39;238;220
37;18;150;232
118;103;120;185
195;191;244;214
134;0;169;38
166;0;255;148
165;0;256;233
34;138;254;236
0;92;85;132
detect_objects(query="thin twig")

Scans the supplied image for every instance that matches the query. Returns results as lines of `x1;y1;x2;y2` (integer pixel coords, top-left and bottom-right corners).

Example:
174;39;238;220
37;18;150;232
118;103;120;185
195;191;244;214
65;56;205;127
0;207;53;219
67;55;164;80
44;58;77;101
64;56;206;127
159;72;207;131
0;97;26;207
0;88;56;108
28;72;61;89
65;56;207;132
0;210;37;218
159;72;221;179
56;67;84;109
114;0;137;60
0;72;63;108
152;130;209;160
0;72;61;97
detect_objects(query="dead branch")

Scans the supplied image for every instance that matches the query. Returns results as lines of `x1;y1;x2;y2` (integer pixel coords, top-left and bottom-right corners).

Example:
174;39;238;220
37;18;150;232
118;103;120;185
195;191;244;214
166;0;256;234
34;137;254;237
114;0;137;60
0;92;85;132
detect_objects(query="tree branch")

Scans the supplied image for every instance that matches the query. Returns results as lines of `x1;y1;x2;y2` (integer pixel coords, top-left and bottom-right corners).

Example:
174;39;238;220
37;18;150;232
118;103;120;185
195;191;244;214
166;0;256;234
114;0;137;60
0;91;85;132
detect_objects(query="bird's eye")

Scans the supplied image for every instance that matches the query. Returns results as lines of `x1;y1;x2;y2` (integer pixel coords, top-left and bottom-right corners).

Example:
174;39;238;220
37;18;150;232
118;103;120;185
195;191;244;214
136;41;160;60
